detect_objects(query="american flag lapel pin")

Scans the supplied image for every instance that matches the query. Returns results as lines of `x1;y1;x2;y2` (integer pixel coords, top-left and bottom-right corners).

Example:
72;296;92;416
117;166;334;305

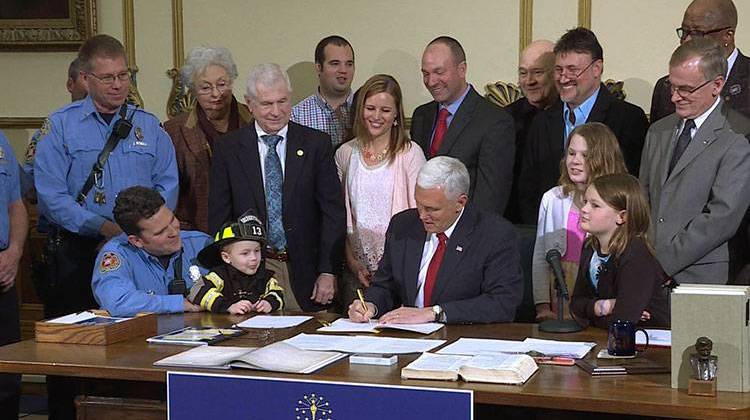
456;245;463;252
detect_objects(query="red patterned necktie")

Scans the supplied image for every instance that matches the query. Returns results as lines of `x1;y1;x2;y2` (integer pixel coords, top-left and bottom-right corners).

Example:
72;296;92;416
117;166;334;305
429;108;451;157
423;232;448;307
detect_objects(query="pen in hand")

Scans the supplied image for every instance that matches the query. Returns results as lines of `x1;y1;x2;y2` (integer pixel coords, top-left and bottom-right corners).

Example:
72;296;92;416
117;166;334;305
356;289;368;314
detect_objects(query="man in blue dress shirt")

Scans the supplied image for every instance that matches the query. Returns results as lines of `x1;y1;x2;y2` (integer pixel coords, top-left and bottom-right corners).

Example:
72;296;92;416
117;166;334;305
93;186;208;317
32;34;178;320
0;131;28;420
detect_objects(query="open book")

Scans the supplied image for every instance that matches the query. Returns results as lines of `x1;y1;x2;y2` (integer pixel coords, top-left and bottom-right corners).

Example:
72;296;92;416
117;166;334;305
401;352;539;385
154;341;346;374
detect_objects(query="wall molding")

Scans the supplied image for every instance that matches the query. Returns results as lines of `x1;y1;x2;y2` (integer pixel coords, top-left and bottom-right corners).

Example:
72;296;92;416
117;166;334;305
578;0;592;28
0;117;45;129
172;0;184;69
519;0;533;51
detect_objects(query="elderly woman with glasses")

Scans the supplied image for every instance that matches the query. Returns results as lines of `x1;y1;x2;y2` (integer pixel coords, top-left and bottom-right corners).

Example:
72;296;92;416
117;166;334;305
164;46;252;233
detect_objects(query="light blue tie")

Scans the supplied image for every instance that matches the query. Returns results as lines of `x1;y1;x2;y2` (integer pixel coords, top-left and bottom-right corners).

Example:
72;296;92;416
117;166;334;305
262;134;286;250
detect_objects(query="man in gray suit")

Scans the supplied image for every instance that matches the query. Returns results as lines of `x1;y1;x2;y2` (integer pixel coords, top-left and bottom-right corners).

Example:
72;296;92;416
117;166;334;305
410;36;515;214
640;38;750;284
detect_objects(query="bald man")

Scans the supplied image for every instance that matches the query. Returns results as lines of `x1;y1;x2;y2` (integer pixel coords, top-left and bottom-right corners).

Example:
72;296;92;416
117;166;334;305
504;40;557;223
651;0;749;122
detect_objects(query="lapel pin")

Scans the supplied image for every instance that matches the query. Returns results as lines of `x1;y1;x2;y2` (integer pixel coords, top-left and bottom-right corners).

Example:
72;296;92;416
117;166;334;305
730;84;742;95
135;127;144;141
456;245;463;252
297;149;304;156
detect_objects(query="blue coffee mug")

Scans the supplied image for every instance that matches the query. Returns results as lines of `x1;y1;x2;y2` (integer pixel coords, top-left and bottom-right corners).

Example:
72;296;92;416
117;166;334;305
608;319;649;356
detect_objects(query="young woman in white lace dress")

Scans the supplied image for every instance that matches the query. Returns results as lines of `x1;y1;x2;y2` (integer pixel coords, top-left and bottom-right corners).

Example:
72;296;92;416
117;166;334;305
335;74;426;304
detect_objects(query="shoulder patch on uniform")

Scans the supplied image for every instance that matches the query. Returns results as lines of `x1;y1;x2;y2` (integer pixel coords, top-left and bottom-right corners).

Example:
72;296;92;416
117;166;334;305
99;252;122;273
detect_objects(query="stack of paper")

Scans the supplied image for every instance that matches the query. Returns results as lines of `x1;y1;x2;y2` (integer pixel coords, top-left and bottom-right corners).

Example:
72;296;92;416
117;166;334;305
437;337;595;359
235;315;312;329
284;333;445;354
316;318;444;335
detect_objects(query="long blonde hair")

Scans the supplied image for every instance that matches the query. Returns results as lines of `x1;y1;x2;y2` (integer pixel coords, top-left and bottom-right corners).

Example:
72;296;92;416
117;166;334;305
559;122;627;196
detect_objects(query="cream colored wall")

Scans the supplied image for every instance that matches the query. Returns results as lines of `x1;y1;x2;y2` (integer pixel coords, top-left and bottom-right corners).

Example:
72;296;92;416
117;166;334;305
3;0;750;161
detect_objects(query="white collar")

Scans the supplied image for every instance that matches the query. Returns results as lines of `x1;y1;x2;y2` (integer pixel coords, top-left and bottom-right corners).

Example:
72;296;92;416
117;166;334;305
691;96;721;131
726;48;739;79
254;122;288;140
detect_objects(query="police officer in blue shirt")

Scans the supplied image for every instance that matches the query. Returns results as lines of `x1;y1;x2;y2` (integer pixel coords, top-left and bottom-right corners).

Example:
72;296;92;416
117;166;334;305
0;130;29;419
93;186;208;317
33;35;178;320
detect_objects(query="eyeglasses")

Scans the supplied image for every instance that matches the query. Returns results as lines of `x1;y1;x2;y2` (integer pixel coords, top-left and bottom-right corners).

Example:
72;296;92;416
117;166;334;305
196;80;232;96
88;71;131;85
667;78;713;98
676;26;731;40
554;59;598;79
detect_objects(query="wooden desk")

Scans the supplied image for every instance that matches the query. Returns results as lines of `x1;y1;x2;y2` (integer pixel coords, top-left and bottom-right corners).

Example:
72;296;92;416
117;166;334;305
0;313;748;419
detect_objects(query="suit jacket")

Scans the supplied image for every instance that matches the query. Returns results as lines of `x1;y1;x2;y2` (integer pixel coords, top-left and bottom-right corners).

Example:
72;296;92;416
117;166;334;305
410;87;515;214
504;97;543;223
163;102;252;233
364;205;524;324
640;101;750;284
650;49;750;123
208;121;346;311
517;85;649;224
570;238;670;329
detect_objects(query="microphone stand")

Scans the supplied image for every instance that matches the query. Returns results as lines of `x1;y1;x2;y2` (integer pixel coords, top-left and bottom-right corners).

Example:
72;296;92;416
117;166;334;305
539;271;583;333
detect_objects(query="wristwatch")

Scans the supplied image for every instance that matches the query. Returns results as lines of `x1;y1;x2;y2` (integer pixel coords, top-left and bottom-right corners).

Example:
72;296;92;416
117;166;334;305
432;305;446;323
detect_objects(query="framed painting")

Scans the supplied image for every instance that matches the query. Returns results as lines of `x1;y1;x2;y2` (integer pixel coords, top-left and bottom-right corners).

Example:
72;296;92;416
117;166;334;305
0;0;96;51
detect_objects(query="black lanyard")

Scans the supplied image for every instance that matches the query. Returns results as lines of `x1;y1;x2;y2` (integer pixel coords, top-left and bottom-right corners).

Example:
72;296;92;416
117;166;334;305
167;250;187;296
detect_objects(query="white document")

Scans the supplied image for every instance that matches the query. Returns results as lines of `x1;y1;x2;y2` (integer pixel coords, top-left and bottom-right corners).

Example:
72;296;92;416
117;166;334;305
45;311;129;325
522;338;596;359
438;337;595;359
636;329;671;347
316;318;444;335
235;315;312;329
284;333;446;354
437;338;529;355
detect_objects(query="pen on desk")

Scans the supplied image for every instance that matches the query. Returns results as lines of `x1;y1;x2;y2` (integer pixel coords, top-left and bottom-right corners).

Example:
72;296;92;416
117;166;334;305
356;289;368;313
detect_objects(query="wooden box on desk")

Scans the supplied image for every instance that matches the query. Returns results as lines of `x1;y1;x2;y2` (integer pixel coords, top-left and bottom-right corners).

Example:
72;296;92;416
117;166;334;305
35;312;157;345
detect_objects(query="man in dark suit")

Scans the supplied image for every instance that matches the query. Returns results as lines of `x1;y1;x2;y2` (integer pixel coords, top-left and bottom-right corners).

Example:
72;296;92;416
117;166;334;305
517;27;649;224
348;157;523;324
650;0;749;123
640;38;750;285
410;36;515;215
209;63;345;312
504;39;557;223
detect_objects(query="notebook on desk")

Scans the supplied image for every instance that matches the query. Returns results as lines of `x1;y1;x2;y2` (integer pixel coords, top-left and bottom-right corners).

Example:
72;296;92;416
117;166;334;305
575;356;670;376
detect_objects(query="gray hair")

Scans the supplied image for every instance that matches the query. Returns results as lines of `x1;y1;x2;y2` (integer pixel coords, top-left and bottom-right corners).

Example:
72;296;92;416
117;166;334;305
245;63;292;100
416;156;470;199
180;46;238;89
669;38;727;81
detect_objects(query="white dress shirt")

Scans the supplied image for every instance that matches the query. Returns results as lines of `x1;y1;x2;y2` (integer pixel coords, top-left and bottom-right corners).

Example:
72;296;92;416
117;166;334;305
255;122;289;183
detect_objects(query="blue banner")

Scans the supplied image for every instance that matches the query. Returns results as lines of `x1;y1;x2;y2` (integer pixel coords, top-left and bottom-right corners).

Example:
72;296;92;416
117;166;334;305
167;372;473;419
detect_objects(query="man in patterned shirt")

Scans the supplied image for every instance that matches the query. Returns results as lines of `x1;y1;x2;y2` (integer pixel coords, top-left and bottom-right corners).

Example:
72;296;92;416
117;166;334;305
291;35;355;147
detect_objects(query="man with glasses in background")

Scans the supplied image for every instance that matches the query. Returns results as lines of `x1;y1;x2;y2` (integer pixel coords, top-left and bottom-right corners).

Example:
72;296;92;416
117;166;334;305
651;0;748;122
517;27;648;224
33;34;178;419
640;38;750;285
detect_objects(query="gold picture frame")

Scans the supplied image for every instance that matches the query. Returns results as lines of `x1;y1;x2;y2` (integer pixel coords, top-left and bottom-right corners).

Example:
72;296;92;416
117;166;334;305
0;0;97;51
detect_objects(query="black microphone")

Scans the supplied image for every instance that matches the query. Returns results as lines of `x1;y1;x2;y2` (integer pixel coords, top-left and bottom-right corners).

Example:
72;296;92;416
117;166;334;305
539;248;582;333
546;249;569;299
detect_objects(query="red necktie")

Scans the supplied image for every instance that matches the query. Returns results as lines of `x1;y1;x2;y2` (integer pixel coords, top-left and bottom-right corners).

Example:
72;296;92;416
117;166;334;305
423;232;448;307
429;108;451;157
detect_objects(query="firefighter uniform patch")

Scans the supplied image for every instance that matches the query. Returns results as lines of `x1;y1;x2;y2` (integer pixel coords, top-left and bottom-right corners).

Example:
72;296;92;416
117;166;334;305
99;252;122;273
